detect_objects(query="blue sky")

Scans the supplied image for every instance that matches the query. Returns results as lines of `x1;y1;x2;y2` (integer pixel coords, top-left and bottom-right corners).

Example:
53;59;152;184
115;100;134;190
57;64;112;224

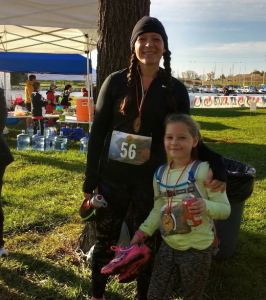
91;0;266;78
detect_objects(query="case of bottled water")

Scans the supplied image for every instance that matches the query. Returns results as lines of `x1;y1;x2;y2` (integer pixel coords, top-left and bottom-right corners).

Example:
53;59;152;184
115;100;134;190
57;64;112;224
32;130;45;151
80;133;89;154
26;125;34;140
55;131;67;152
45;132;56;151
17;130;30;150
43;124;51;138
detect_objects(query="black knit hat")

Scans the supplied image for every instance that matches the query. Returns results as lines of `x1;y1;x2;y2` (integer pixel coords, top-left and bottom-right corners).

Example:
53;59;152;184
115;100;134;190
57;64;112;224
130;16;168;52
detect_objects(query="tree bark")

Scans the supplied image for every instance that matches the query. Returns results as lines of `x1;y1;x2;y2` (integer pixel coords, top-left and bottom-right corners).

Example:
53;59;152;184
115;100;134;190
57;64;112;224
96;0;150;97
78;0;150;254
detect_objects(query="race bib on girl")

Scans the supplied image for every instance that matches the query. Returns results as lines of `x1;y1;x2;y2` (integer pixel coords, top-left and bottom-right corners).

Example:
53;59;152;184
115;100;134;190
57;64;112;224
108;131;152;165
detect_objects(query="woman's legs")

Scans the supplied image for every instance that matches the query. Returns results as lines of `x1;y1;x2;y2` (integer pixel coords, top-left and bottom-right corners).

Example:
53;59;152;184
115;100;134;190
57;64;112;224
91;180;131;299
0;166;6;248
147;241;176;300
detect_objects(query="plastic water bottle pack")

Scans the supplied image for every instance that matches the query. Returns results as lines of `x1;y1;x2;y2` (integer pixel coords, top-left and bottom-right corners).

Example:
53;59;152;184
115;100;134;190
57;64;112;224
17;130;30;150
32;130;45;151
55;131;67;152
80;133;89;154
26;125;34;140
45;132;56;151
43;125;51;138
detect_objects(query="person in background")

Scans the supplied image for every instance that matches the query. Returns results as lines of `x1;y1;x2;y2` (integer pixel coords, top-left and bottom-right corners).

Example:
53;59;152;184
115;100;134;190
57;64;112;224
25;74;36;128
61;84;73;108
0;88;14;257
81;87;89;97
31;82;49;135
46;84;57;127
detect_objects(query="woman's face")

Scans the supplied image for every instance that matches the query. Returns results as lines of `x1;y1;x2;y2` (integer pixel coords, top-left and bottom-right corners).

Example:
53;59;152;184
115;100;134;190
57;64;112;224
134;32;165;67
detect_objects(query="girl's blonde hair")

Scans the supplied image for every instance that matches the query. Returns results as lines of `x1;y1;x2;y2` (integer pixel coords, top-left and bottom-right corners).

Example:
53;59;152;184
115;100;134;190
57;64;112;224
165;114;202;159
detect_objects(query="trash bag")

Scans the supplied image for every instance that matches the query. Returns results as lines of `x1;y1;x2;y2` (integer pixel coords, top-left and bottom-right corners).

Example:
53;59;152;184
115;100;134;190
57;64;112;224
224;158;256;203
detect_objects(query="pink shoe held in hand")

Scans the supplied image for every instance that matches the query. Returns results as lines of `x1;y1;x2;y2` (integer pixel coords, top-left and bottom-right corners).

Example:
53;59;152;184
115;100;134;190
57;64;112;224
101;244;144;275
117;244;151;283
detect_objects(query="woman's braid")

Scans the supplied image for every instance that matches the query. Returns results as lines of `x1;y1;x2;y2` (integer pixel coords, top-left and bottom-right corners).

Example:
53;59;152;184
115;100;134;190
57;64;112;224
163;50;177;112
119;53;138;115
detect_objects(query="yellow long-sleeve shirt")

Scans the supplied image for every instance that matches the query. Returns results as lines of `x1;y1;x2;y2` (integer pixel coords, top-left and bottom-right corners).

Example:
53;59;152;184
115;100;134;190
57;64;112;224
25;80;33;103
139;161;231;251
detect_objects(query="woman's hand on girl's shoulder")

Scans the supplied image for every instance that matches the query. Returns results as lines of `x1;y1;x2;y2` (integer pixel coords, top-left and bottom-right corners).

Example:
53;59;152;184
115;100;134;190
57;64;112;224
204;168;226;193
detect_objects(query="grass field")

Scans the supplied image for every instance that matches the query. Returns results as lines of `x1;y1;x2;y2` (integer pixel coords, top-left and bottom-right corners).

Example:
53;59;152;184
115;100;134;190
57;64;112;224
1;108;266;300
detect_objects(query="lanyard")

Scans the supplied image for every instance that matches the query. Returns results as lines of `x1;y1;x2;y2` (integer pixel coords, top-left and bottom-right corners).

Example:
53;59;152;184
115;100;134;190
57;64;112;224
135;82;150;118
165;160;192;214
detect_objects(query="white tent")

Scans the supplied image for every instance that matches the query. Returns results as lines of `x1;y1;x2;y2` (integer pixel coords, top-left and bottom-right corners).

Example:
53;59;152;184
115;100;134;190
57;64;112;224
0;0;98;113
0;0;98;53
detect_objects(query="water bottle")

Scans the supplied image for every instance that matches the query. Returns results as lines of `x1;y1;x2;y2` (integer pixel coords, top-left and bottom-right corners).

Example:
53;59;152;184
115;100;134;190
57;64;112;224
32;130;45;151
55;131;67;152
45;132;56;151
43;124;51;138
79;194;107;221
80;133;89;154
17;130;30;150
26;125;34;140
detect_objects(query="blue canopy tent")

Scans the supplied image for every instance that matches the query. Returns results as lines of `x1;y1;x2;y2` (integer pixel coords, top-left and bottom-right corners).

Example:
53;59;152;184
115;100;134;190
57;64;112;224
0;52;91;74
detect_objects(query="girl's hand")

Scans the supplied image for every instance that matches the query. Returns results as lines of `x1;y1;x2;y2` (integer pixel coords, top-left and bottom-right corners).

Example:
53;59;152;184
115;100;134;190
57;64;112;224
83;187;99;200
204;168;226;193
189;198;206;217
130;234;144;246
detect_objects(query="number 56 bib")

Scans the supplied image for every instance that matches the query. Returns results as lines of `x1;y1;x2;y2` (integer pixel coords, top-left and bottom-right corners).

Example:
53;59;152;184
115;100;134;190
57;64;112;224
108;131;152;165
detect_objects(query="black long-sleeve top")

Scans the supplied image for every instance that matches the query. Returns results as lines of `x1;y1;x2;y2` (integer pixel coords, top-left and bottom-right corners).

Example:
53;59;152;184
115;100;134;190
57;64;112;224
83;68;226;193
0;88;14;167
31;91;48;117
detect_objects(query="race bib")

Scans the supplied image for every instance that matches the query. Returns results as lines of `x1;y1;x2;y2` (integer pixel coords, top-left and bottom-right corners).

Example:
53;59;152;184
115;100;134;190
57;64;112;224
108;131;152;165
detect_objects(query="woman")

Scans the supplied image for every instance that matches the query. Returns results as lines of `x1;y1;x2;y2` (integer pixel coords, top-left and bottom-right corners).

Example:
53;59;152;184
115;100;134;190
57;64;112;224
0;88;14;257
60;84;72;108
83;17;226;300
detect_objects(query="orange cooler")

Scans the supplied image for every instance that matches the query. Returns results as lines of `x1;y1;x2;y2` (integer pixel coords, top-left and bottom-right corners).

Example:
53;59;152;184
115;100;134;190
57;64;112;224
76;97;94;122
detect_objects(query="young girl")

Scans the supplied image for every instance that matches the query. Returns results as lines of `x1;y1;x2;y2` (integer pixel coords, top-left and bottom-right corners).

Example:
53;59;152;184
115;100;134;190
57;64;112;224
130;114;231;300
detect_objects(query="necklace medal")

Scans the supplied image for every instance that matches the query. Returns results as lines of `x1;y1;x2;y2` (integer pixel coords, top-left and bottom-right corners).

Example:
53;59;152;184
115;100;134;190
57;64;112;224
133;116;141;133
162;214;175;232
163;160;192;233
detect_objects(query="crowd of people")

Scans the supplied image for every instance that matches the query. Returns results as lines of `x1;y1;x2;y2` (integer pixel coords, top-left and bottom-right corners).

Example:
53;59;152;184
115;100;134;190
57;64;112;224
1;16;231;300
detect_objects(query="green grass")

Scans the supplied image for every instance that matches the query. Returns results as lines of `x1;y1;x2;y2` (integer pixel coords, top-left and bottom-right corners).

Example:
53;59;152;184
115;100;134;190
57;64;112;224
1;108;266;300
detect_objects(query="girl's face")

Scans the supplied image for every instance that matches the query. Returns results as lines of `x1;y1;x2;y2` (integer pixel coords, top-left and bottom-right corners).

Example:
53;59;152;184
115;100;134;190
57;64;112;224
164;122;199;161
68;87;72;92
134;32;165;67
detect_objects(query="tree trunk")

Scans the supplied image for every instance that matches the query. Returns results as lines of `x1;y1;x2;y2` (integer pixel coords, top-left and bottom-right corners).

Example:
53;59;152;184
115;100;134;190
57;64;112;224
96;0;150;97
77;0;150;254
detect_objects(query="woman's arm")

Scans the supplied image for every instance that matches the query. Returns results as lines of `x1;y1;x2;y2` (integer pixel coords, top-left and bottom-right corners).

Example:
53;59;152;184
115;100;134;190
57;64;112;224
197;141;226;182
83;74;114;194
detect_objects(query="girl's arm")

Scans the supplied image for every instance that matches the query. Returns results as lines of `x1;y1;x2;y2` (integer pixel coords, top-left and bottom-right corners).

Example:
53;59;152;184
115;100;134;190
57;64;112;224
134;176;163;240
83;74;114;194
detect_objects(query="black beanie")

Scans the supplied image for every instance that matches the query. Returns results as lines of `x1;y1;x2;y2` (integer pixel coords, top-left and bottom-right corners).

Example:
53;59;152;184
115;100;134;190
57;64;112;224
130;16;168;52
